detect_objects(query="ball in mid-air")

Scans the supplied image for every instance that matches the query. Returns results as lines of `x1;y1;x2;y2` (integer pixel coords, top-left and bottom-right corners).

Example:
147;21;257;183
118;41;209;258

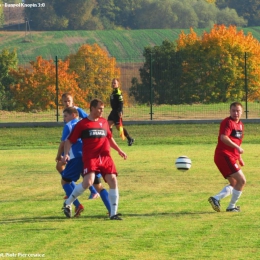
175;156;192;171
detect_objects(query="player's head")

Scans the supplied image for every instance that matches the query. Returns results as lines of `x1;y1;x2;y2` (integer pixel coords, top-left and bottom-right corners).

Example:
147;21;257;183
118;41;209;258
62;93;74;108
63;107;79;123
90;98;104;119
111;78;119;89
230;102;243;122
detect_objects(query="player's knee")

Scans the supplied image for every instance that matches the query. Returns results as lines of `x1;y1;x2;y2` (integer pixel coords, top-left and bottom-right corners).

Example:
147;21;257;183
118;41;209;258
94;175;101;185
62;176;72;183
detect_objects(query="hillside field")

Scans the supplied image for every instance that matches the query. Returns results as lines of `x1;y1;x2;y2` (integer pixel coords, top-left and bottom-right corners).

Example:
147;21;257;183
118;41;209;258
1;27;260;62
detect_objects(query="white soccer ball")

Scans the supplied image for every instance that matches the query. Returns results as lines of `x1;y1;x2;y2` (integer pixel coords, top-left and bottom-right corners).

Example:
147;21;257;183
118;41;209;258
175;156;192;171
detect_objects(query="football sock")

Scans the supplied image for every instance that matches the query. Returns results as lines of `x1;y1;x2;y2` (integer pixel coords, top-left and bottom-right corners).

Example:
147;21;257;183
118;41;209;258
214;185;233;200
123;128;130;139
108;188;119;217
63;183;80;208
66;183;85;205
89;185;98;195
71;181;76;188
227;189;242;209
99;189;111;213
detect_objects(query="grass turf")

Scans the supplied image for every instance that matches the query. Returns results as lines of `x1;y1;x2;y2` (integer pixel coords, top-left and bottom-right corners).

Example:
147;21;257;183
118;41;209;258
0;124;259;259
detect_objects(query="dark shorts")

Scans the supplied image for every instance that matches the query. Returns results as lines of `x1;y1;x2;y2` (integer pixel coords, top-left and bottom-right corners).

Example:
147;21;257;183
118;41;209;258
108;110;120;125
214;153;240;178
61;157;83;182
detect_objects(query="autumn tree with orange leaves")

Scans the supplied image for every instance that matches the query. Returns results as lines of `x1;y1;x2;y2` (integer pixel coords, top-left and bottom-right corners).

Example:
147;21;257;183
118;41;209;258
176;24;260;102
130;24;260;104
9;43;120;111
10;56;88;111
66;43;120;105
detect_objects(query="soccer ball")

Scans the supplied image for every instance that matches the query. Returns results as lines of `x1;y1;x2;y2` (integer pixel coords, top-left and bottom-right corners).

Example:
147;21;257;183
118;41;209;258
175;156;192;171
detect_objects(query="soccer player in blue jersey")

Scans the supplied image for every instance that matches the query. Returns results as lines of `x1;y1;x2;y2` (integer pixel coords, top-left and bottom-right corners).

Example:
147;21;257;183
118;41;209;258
56;107;111;216
57;93;99;199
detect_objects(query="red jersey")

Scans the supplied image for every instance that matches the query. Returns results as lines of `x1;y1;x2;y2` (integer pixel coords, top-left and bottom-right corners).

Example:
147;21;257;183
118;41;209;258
68;117;112;160
215;116;244;159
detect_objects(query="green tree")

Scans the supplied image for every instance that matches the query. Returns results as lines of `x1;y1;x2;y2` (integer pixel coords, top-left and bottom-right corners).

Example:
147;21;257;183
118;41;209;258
134;0;178;29
130;40;185;105
130;25;260;105
24;0;68;30
0;0;4;28
54;0;98;30
0;48;18;110
227;0;260;26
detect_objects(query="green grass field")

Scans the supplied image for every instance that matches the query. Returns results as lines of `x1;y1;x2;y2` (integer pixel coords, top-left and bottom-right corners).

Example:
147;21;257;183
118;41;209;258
0;124;259;259
1;102;260;123
1;27;260;62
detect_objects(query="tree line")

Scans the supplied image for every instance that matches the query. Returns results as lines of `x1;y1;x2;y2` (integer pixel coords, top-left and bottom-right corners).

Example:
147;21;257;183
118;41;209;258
16;0;259;30
1;25;260;111
130;25;260;105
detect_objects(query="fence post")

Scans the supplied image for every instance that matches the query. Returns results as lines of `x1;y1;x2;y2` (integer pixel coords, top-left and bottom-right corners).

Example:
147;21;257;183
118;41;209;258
149;52;153;120
244;52;248;119
55;55;59;122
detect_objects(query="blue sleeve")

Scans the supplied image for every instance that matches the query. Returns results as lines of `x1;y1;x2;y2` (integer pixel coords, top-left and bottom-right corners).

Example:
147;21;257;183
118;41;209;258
61;125;70;141
77;108;88;119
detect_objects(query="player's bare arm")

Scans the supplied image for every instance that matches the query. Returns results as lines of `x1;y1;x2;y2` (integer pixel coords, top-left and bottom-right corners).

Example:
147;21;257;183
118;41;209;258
55;141;65;162
109;138;127;160
220;134;244;154
61;139;73;163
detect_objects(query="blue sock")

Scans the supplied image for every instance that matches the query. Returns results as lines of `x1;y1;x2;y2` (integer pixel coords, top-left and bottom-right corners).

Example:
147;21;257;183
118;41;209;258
100;189;111;213
89;185;98;194
63;183;80;208
71;181;76;188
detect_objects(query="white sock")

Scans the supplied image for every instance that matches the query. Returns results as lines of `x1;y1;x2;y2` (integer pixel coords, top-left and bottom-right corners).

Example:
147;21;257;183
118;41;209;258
227;189;242;209
66;183;86;205
109;189;119;217
214;185;233;201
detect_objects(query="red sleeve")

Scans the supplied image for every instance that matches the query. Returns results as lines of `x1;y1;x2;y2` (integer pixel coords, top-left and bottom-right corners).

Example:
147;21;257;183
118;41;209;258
68;122;81;143
106;120;112;139
219;118;231;137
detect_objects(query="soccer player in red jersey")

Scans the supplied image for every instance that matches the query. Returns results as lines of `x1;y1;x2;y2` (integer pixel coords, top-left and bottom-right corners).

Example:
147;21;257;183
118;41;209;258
208;102;246;212
62;98;127;220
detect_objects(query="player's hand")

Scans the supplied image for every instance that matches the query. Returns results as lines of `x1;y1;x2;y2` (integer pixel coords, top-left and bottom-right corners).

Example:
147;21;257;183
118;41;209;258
237;146;244;154
61;154;70;164
239;156;245;167
118;150;127;160
55;155;62;162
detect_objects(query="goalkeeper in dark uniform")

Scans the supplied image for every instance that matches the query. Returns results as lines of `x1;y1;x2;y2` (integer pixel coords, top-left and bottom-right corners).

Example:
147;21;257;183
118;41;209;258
108;78;134;146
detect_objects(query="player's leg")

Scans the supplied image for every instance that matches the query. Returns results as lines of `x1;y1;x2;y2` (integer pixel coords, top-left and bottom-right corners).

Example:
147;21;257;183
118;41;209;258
93;174;111;213
56;160;68;198
108;110;115;133
226;170;246;212
208;154;233;212
115;118;134;146
104;173;122;220
62;179;84;217
61;158;84;217
88;185;100;200
56;160;65;173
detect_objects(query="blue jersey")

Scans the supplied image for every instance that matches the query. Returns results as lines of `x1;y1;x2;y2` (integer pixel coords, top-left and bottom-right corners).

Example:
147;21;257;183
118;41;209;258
61;118;82;159
74;106;88;119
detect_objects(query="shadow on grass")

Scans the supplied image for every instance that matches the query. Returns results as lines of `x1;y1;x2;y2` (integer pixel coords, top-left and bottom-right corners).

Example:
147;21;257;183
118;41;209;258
0;211;216;224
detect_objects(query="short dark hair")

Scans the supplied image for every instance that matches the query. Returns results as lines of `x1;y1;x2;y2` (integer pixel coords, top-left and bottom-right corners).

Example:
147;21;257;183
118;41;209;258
63;107;78;116
62;92;73;99
90;98;104;110
230;102;243;109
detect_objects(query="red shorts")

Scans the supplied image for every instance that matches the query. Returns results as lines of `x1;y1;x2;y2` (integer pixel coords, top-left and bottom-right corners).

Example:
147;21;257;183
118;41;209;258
82;155;117;181
214;153;240;178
